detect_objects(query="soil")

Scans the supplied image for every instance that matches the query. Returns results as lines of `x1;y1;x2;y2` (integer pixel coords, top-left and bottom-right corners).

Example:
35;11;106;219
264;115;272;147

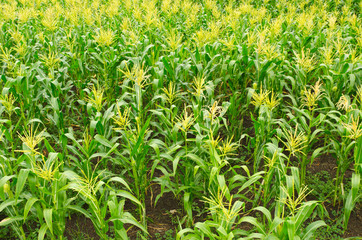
307;153;361;238
64;214;100;240
127;184;182;240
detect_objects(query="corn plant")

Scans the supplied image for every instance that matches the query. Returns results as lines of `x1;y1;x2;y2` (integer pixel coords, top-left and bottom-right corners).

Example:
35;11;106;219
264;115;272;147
241;168;326;239
0;0;361;238
177;171;263;240
327;109;362;205
283;81;327;184
64;166;146;239
342;134;362;231
249;87;280;173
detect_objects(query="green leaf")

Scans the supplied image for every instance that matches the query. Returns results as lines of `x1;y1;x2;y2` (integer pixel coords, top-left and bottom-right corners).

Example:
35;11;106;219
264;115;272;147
295;201;318;231
130;116;151;158
343;173;361;230
15;169;29;200
110;214;147;234
67;205;92;219
95;134;113;148
0;175;14;189
108;177;131;192
0;216;23;226
240;216;266;235
38;223;48;240
195;222;214;238
24;197;38;221
253;206;272;223
302;220;326;239
115;190;142;208
44;209;53;234
0;199;23;212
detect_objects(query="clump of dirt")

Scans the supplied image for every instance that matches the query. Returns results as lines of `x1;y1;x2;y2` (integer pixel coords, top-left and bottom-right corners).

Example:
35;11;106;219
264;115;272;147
126;184;182;240
64;214;100;240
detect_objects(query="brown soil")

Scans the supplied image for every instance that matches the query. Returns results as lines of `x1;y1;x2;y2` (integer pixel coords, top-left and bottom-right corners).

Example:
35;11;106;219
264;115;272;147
127;184;182;240
64;214;100;240
307;153;361;238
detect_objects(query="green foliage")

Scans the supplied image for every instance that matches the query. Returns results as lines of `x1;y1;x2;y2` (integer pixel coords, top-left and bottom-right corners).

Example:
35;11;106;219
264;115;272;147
0;0;361;239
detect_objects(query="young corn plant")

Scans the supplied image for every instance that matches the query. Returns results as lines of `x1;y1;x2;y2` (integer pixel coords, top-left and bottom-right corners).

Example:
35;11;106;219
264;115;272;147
110;66;161;229
177;186;246;240
15;125;71;239
241;167;326;239
113;115;155;229
1;0;361;238
177;170;264;240
25;153;68;240
259;142;288;208
0;91;20;158
285;80;327;184
327;109;362;205
249;87;279;173
64;163;146;239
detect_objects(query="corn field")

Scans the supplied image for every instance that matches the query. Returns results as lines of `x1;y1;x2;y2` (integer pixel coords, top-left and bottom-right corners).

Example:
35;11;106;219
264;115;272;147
0;0;361;239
